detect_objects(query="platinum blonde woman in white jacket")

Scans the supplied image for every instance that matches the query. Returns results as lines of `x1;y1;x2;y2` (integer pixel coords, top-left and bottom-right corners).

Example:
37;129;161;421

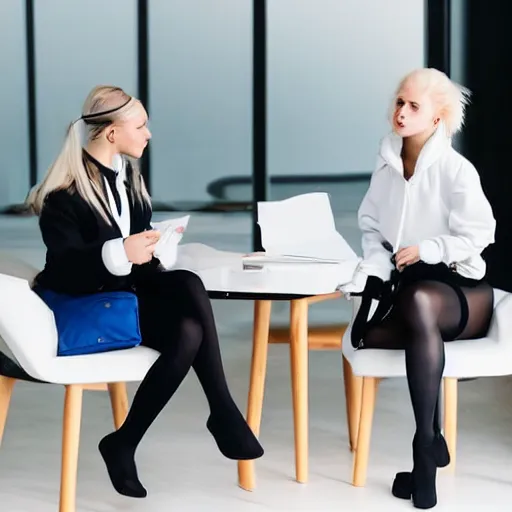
344;68;496;509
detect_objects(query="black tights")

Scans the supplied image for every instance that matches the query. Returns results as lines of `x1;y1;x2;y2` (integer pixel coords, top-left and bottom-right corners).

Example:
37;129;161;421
362;280;494;443
99;270;263;498
123;269;237;441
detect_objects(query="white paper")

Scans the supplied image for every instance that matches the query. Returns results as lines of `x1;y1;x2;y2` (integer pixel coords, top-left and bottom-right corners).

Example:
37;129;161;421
254;192;359;263
151;215;190;237
151;215;191;268
174;243;244;272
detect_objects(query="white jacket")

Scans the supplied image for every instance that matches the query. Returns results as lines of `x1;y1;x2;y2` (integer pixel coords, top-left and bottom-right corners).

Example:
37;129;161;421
346;123;496;291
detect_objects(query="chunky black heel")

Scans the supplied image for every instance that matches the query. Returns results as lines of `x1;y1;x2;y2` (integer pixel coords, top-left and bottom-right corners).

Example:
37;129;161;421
391;431;449;500
411;439;438;509
392;436;441;509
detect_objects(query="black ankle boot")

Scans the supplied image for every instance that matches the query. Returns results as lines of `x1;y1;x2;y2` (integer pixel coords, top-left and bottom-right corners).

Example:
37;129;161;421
392;431;449;499
207;410;264;460
392;437;438;509
98;432;147;498
411;438;438;509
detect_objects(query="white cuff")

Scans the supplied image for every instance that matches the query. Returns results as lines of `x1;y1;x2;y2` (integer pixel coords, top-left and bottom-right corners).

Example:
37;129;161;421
419;239;443;264
339;269;368;295
101;238;133;276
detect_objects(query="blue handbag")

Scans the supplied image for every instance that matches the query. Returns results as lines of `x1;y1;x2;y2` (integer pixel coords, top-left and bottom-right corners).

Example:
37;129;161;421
35;288;142;356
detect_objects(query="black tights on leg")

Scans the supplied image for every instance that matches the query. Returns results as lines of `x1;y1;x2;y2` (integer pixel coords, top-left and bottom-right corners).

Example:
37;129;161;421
362;280;493;508
99;270;263;498
99;315;203;498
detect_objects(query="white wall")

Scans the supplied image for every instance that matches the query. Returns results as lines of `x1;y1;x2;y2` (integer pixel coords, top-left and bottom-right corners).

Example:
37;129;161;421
0;1;29;208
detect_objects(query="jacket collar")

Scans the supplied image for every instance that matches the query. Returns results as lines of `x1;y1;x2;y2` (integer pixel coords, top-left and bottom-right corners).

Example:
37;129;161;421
379;122;451;177
83;150;125;182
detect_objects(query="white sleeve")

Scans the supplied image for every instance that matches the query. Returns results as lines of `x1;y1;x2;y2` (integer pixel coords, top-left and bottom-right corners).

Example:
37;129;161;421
101;238;133;276
357;164;395;282
419;162;496;265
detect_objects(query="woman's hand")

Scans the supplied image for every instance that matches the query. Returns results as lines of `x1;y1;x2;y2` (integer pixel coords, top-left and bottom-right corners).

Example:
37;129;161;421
124;230;161;264
395;245;420;271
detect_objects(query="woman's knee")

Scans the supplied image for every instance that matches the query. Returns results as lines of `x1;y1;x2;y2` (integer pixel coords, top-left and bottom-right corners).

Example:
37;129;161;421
160;270;206;294
395;283;440;329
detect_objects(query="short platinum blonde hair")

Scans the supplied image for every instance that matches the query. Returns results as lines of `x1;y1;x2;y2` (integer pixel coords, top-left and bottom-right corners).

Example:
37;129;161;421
391;68;471;136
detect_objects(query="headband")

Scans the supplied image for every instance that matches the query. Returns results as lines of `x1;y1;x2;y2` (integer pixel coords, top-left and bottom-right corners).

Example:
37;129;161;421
79;97;133;124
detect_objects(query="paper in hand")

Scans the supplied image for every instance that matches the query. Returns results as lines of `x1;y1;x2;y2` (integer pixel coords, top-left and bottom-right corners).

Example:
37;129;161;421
151;215;191;269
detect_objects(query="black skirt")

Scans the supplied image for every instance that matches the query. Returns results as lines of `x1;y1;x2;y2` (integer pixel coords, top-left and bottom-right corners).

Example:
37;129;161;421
351;262;484;349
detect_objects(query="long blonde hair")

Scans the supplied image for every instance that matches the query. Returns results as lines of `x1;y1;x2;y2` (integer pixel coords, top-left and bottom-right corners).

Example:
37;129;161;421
26;85;151;223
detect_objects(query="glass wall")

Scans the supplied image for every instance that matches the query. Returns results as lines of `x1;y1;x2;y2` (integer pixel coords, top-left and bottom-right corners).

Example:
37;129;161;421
148;0;252;206
0;1;29;208
266;0;425;201
34;0;138;181
0;0;426;212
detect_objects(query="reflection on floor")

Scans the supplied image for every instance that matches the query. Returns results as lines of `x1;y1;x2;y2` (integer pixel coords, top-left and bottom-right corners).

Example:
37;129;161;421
0;190;511;510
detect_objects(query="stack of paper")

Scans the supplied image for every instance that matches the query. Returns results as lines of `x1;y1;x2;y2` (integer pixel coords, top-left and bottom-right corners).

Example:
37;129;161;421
243;192;359;268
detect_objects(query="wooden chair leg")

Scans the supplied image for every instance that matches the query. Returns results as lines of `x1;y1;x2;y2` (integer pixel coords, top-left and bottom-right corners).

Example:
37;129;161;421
352;377;379;487
343;357;362;452
443;377;458;472
0;376;16;447
238;300;272;491
59;385;83;512
290;298;309;483
108;382;129;430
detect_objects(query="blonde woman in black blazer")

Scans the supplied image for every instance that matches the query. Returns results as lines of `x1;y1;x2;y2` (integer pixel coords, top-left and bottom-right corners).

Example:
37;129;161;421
27;86;263;498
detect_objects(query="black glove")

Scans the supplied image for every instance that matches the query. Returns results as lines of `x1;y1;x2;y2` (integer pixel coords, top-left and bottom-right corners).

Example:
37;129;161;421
350;275;387;348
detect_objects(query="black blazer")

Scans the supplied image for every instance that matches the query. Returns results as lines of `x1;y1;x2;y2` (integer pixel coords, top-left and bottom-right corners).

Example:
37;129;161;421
35;160;160;295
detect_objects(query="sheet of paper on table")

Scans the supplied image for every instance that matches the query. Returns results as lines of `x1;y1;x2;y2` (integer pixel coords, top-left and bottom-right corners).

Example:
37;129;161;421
243;192;360;268
174;243;244;272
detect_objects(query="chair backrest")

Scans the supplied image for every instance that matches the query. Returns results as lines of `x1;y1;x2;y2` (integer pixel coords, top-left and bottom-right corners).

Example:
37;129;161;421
0;255;57;381
486;288;512;344
0;252;40;282
0;253;41;366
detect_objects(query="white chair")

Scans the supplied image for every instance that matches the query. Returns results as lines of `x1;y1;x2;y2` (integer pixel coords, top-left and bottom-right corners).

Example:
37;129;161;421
342;288;512;487
0;256;159;512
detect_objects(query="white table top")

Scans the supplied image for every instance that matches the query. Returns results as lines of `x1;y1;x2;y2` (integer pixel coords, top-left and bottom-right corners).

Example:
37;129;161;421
175;243;359;297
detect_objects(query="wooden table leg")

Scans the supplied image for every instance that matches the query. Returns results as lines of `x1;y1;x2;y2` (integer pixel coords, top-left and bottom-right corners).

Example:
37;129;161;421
238;300;272;491
290;298;309;483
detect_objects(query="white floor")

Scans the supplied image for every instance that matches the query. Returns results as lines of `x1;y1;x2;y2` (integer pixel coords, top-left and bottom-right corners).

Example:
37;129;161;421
1;207;511;511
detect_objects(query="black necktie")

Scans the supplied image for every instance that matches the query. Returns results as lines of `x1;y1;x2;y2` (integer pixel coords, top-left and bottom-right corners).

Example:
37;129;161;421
102;170;122;216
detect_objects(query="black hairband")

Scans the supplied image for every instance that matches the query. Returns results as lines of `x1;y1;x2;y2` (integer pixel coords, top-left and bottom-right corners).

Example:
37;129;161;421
80;97;132;123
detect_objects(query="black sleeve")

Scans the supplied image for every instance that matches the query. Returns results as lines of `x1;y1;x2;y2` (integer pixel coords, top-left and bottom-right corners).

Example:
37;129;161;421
39;192;119;293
